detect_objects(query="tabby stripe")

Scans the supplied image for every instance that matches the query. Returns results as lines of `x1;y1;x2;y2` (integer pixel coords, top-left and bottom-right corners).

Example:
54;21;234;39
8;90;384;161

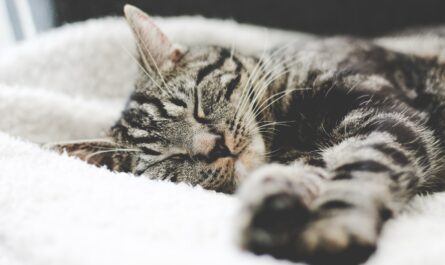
161;169;172;180
196;49;230;85
112;123;162;150
121;112;164;144
332;172;353;180
272;70;291;109
193;86;210;124
335;160;392;173
223;56;244;100
112;123;131;142
371;143;410;166
130;93;175;119
246;84;256;109
122;110;157;130
101;153;114;171
119;154;133;173
140;147;161;156
135;156;177;175
225;75;241;99
358;116;429;168
306;157;326;168
169;173;178;183
232;55;245;71
130;136;162;144
135;162;156;176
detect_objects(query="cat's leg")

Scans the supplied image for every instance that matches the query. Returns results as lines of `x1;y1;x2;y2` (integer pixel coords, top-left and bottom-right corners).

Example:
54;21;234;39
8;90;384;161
238;108;442;264
51;141;135;172
237;162;328;258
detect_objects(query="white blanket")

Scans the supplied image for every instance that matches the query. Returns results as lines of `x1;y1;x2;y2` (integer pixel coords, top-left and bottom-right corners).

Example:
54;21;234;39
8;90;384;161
1;16;445;265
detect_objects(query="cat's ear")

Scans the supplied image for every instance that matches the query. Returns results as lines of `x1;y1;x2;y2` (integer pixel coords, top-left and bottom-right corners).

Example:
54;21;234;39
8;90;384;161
124;4;185;71
49;139;134;172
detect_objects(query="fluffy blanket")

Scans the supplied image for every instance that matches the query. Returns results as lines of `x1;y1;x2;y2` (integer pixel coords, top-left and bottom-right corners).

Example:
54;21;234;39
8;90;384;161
1;16;445;265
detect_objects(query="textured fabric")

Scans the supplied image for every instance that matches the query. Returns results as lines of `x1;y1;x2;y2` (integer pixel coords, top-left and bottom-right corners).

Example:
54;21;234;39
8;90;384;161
0;16;444;265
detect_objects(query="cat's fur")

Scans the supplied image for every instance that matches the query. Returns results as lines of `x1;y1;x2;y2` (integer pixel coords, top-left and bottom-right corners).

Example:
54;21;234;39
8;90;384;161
56;5;445;265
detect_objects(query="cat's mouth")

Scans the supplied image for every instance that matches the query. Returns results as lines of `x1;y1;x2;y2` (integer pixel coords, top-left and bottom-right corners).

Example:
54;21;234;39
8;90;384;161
232;134;267;183
208;141;265;189
211;130;266;185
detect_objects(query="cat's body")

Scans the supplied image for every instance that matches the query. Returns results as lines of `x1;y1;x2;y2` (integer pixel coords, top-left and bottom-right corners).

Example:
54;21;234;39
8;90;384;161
247;37;445;170
236;37;445;264
57;5;445;265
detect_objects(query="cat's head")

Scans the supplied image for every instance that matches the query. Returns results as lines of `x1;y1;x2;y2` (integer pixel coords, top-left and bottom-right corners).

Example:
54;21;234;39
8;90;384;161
56;5;267;193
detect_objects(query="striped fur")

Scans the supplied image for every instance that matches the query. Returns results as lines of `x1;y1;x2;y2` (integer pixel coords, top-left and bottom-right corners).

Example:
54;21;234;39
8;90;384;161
56;5;445;265
236;38;445;264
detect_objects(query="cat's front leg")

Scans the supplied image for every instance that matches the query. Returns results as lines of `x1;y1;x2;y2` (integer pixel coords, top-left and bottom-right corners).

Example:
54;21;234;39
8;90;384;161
236;162;387;265
237;154;400;265
238;107;440;264
237;163;327;259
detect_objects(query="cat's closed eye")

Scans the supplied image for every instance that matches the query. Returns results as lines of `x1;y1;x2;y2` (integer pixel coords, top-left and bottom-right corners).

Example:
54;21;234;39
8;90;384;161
168;98;187;108
169;154;190;161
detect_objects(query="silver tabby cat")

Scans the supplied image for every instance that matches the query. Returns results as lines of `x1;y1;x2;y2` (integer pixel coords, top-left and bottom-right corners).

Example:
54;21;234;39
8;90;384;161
57;4;445;265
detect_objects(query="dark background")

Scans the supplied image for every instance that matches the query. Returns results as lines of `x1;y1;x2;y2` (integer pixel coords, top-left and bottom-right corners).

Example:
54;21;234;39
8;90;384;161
54;0;445;36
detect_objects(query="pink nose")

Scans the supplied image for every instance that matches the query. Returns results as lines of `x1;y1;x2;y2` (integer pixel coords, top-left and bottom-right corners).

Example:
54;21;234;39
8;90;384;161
192;132;232;161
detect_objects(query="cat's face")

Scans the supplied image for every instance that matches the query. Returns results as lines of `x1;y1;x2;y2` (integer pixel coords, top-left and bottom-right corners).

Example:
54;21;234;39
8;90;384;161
59;5;266;193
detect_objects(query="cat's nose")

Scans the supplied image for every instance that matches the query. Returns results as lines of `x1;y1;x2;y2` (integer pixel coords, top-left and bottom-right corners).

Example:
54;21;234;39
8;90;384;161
192;132;232;161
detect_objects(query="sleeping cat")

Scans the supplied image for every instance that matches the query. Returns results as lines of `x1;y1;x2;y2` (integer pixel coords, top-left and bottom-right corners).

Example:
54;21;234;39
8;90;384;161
56;4;445;265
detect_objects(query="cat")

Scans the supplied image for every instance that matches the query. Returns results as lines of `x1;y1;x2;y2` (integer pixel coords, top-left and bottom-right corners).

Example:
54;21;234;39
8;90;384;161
55;4;445;265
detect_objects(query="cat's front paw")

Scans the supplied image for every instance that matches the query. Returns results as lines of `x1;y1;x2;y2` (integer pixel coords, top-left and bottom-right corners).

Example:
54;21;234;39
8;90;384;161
297;209;378;265
236;164;324;258
296;182;389;265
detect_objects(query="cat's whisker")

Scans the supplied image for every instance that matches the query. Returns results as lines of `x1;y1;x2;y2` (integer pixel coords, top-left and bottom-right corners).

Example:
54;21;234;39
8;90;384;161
253;89;300;120
229;40;236;61
236;59;273;120
252;86;296;117
257;130;277;137
235;40;294;118
241;59;304;125
256;121;294;130
42;137;114;148
262;148;282;158
250;69;309;118
243;88;305;131
257;120;294;124
244;43;299;102
254;121;291;131
247;58;302;113
234;42;269;118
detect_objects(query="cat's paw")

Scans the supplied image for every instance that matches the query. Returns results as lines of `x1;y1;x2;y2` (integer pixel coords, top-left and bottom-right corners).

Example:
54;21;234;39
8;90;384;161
298;210;378;265
296;182;389;265
236;164;325;258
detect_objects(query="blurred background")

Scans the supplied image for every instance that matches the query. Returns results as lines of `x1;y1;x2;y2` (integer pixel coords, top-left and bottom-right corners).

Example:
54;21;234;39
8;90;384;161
2;0;445;51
